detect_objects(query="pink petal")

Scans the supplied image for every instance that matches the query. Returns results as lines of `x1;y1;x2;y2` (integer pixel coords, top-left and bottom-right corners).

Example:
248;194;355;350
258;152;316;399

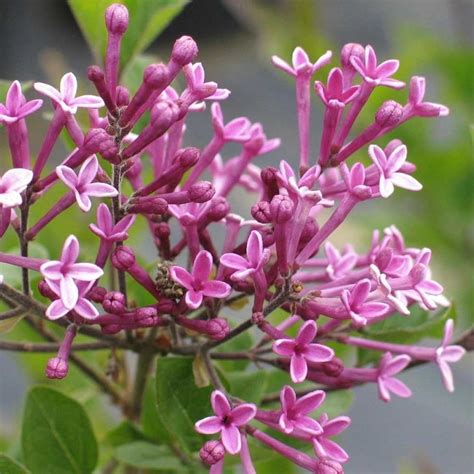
96;203;113;232
40;261;63;280
75;298;99;319
246;230;263;268
290;354;308;383
318;438;349;463
438;359;454;392
294;390;325;415
390;173;422;192
271;55;296;76
195;416;222;435
384;376;412;398
296;320;317;345
350;279;371;307
303;344;334;363
365;45;377;73
322;416;351;436
60;275;79;309
75;192;92;212
312;438;327;459
379;78;405;90
202;280;231;299
212;390;231;417
384;354;411;376
377;378;391;402
379;176;395;198
185;289;203;309
0;191;22;208
169;266;193;289
33;82;62;103
45;299;68;320
211;102;223;126
2;169;32;193
280;385;296;411
78;156;98;185
71;95;104;109
375;59;399;78
292;46;310;69
68;263;103;281
368;144;387;170
61;235;80;265
312;50;333;72
60;72;77;102
279;413;294;433
350;162;366;188
273;339;296;357
359;302;389;318
409;76;425;105
192;250;213;282
416;279;443;294
84;182;118;197
386;144;407;173
220;253;249;271
295;416;323;436
18;99;43;118
440;346;465;363
221;425;241;455
56;166;78;190
231;403;256;426
350;56;366;77
114;214;135;234
442;319;454;347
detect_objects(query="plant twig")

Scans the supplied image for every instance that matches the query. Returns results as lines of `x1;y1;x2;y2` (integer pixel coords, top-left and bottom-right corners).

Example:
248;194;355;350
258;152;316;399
0;340;116;352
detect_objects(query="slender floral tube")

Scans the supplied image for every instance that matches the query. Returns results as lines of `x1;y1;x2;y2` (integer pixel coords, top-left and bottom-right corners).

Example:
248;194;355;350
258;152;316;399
87;65;118;116
7;120;31;169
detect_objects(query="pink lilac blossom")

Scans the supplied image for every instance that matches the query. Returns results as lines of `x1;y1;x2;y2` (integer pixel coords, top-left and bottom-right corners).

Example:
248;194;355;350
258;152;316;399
0;81;43;125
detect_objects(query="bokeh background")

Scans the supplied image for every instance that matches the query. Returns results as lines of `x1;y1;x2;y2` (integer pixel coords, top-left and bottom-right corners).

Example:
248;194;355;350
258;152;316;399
0;0;472;473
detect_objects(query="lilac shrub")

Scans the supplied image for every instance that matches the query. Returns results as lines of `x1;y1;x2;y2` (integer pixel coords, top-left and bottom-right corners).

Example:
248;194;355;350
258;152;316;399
0;4;469;473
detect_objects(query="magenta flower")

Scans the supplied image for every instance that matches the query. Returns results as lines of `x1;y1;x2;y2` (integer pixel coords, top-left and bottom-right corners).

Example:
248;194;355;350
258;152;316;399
195;390;256;455
0;81;43;124
220;230;270;281
0;168;33;208
272;47;332;78
408;76;449;117
368;144;422;198
34;72;104;114
324;242;357;280
170;250;231;309
350;45;405;89
56;156;118;212
279;385;325;436
377;352;412;402
211;102;251;142
312;413;351;463
40;235;104;310
89;203;135;242
435;319;466;392
45;280;98;320
340;279;389;326
183;62;230;101
273;321;335;383
315;67;359;109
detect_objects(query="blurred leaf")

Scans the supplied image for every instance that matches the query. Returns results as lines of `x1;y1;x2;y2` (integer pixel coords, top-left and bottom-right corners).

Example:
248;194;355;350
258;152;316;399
105;421;147;447
316;389;353;419
22;386;98;474
0;455;30;474
68;0;190;71
192;353;211;388
227;370;268;403
114;441;182;470
155;357;213;452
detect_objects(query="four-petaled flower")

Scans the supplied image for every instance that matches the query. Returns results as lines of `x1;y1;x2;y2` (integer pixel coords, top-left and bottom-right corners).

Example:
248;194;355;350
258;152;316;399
315;67;360;109
435;318;466;392
377;352;412;402
183;62;230;101
56;156;118;212
312;413;351;463
220;230;270;281
45;280;98;320
195;390;256;455
279;385;325;436
369;144;422;198
350;45;405;89
0;81;43;124
273;320;335;383
0;168;33;208
211;102;251;142
272;47;332;78
89;203;135;242
34;72;104;114
341;278;389;326
324;242;357;280
40;235;104;310
408;76;449;117
170;250;231;309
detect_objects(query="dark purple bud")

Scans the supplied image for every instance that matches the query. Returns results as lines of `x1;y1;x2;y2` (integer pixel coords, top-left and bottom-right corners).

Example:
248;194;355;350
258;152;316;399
135;307;158;326
103;291;127;314
87;65;105;83
38;280;57;300
251;201;272;223
270;194;294;223
375;100;403;128
314;458;344;474
154;222;171;238
207;197;230;221
105;3;129;35
172;36;199;66
260;227;275;247
143;63;168;88
261;167;279;186
206;318;230;340
111;246;136;271
84;128;110;153
321;357;345;377
199;440;225;466
189;181;215;203
88;286;107;303
116;86;130;107
151;100;180;127
176;147;200;168
340;43;364;69
45;357;68;379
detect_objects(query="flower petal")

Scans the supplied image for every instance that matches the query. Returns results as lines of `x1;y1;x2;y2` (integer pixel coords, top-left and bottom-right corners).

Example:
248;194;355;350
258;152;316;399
318;438;350;463
61;235;80;265
202;280;232;299
384;376;412;398
220;253;249;271
294;390;326;416
68;263;103;281
290;354;308;383
45;299;68;320
294;416;323;436
60;275;79;309
185;289;203;309
296;320;317;345
169;266;193;289
75;298;99;319
78;156;98;185
231;403;256;426
195;416;222;435
322;416;351;436
303;344;335;363
221;425;241;455
390;173;422;192
273;339;296;357
192;250;213;282
280;385;296;411
212;390;231;417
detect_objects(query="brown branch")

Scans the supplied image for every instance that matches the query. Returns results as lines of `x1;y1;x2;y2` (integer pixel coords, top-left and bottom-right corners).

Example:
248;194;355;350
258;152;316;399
0;340;116;352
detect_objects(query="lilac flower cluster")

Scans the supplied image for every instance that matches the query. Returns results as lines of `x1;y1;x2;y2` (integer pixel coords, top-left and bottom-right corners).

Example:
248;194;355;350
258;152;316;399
0;4;466;473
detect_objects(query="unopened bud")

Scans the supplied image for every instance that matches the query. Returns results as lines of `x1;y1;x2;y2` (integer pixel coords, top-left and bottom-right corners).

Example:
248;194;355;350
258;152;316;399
176;147;200;168
207;197;230;221
105;3;129;35
116;86;130;107
341;43;364;69
103;291;127;314
321;357;344;377
38;280;57;300
199;440;225;466
45;357;68;379
87;286;107;303
314;458;344;474
172;36;199;66
189;182;215;203
143;63;168;88
111;246;136;271
251;201;272;223
375;100;403;128
270;194;294;223
206;318;230;340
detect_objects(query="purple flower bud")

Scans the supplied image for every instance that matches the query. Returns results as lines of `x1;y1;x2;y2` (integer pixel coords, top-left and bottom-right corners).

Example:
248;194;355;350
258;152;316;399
321;357;345;377
199;440;225;466
151;100;180;127
87;65;105;83
105;3;129;35
135;307;159;326
189;182;215;203
314;458;344;474
38;280;58;300
143;63;168;88
260;226;275;247
270;194;294;223
127;197;168;215
172;36;199;66
84;128;110;153
251;201;272;223
88;286;107;303
176;147;200;168
154;222;171;238
103;291;127;314
375;100;403;128
45;357;68;379
207;197;230;222
116;86;130;107
206;318;230;340
111;246;136;271
340;43;365;69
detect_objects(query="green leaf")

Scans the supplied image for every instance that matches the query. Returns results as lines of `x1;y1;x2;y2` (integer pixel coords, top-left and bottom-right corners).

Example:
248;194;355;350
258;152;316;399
114;441;182;470
0;455;30;474
155;357;213;452
105;421;147;447
227;370;268;403
21;386;98;474
68;0;190;72
317;389;353;419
